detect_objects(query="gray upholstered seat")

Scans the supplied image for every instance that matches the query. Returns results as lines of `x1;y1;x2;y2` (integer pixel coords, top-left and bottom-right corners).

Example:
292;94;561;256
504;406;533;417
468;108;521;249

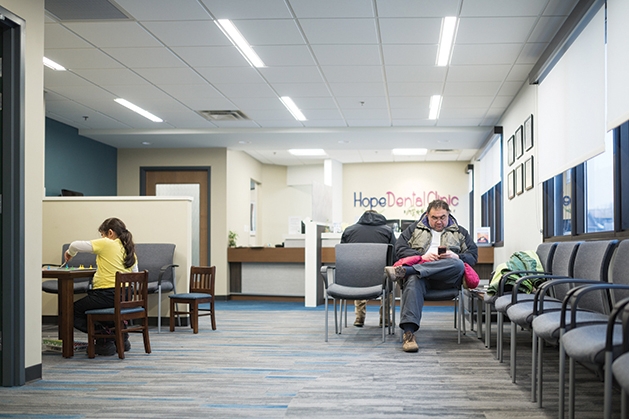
135;243;178;333
321;243;392;342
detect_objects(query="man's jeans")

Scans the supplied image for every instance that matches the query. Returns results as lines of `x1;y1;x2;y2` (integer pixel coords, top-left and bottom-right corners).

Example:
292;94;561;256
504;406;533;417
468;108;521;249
399;258;465;332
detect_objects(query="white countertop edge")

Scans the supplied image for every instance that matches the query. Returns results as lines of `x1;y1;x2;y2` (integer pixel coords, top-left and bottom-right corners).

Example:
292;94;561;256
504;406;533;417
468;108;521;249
43;196;194;202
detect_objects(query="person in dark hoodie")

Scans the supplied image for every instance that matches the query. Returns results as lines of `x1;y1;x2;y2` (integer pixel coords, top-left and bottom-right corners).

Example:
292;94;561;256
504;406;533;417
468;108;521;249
341;210;397;327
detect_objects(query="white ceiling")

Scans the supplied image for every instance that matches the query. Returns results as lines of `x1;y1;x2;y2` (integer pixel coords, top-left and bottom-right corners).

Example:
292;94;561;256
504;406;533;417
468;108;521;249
43;0;577;166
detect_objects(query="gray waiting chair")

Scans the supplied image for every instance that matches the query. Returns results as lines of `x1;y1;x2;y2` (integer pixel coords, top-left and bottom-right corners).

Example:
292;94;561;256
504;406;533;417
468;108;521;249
608;298;629;419
321;243;392;343
135;243;178;333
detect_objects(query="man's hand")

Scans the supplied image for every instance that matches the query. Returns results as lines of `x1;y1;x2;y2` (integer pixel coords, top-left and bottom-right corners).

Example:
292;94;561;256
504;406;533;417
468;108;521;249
439;250;459;259
423;252;440;262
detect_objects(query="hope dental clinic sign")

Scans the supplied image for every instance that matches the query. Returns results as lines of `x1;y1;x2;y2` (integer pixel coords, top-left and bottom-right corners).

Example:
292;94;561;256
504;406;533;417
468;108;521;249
353;191;459;210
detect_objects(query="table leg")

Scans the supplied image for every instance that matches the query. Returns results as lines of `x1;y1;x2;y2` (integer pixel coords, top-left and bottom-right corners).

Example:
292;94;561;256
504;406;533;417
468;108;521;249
58;277;75;358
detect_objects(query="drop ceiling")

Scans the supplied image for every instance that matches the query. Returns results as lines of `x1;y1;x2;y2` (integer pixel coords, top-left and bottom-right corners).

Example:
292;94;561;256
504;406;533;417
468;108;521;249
43;0;578;165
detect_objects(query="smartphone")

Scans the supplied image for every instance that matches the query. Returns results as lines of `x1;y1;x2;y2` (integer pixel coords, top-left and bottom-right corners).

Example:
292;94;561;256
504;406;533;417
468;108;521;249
438;246;446;255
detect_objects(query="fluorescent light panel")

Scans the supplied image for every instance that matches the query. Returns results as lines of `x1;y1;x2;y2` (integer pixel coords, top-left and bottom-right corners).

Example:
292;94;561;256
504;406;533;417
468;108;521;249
428;95;442;120
114;98;163;123
288;149;326;156
216;19;265;68
392;148;428;156
43;57;66;71
280;96;307;121
436;16;458;67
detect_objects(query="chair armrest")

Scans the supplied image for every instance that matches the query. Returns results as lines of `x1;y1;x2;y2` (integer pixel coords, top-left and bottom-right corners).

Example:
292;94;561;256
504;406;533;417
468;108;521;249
157;263;179;285
532;277;598;315
510;273;568;305
320;265;334;289
605;296;629;352
497;269;551;296
562;284;629;329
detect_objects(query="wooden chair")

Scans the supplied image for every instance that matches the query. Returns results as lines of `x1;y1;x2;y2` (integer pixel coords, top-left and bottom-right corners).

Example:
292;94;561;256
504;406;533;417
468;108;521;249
85;270;151;359
169;266;216;334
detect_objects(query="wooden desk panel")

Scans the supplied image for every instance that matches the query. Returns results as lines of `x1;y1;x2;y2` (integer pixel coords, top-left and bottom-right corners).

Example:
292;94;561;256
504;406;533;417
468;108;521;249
228;247;335;264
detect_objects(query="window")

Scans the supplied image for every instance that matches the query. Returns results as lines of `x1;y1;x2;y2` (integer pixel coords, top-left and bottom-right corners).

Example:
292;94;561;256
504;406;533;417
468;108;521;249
480;182;503;245
586;131;614;232
554;170;573;236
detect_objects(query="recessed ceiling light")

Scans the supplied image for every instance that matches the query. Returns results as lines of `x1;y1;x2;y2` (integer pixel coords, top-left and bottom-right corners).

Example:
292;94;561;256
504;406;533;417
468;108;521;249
288;149;326;156
238;140;251;144
216;19;265;68
392;148;428;156
436;16;458;67
280;97;307;121
428;95;442;120
114;98;163;123
43;57;66;71
142;141;151;145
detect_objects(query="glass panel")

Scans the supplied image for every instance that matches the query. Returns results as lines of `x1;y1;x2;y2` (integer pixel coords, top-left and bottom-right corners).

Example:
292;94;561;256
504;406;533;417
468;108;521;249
555;171;572;236
156;184;200;266
586;131;614;232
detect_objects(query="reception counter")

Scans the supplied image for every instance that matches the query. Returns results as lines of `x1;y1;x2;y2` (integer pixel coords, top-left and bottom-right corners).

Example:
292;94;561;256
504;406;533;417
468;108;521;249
228;246;494;298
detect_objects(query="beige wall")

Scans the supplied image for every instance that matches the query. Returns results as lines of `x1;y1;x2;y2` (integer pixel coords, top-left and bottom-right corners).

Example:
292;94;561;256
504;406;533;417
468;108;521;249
226;149;263;247
1;0;47;372
42;197;192;317
117;148;232;295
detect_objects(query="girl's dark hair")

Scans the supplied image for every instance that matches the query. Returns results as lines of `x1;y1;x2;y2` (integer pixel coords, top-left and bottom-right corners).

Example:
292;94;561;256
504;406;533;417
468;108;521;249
99;217;136;269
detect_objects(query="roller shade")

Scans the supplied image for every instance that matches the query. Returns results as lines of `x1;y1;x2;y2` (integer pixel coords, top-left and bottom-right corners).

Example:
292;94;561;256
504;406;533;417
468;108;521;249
478;138;501;194
607;0;629;131
538;7;605;182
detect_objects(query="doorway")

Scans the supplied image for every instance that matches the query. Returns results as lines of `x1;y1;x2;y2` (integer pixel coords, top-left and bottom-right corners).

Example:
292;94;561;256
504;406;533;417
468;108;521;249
140;167;211;266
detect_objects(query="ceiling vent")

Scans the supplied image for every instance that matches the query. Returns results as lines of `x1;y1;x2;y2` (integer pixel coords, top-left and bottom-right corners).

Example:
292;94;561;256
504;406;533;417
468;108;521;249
431;149;457;153
197;110;250;121
45;0;130;20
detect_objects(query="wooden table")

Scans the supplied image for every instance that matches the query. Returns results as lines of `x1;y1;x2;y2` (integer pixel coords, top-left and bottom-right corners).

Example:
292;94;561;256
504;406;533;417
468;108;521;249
42;268;96;358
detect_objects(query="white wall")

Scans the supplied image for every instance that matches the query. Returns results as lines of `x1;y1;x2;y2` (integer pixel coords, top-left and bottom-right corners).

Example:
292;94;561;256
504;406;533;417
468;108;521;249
475;82;542;265
2;0;46;373
42;197;192;318
226;150;263;247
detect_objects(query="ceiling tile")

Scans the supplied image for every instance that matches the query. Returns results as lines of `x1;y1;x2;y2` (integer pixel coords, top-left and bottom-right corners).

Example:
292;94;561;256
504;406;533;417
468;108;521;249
335;96;388;108
542;0;579;16
142;21;228;47
236;20;306;46
72;68;149;86
230;97;286;110
457;17;538;44
389;96;429;109
447;65;511;82
505;64;534;82
159;84;224;102
346;119;391;127
378;18;441;44
171;46;249;67
329;82;386;97
103;47;188;68
321;66;383;83
178;97;237;111
528;16;568;43
300;18;378;44
385;66;446;83
45;70;96;87
45;48;125;70
443;81;502;96
460;0;548;17
253;45;317;66
300;109;344;120
134;67;208;85
343;108;390;119
289;0;375;18
382;45;438;66
442;96;495;108
63;22;163;48
517;43;549;64
201;0;292;19
387;82;442;97
291;97;338;109
213;83;277;97
311;45;381;66
451;44;522;65
273;83;331;97
45;23;93;49
115;0;213;20
376;0;460;18
259;66;324;83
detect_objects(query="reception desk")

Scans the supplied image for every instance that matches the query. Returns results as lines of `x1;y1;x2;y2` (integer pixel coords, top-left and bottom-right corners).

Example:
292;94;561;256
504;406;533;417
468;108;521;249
228;246;494;298
228;247;334;296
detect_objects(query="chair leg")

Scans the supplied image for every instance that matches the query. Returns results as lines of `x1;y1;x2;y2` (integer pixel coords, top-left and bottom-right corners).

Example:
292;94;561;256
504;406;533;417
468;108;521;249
568;356;576;419
510;322;517;382
115;322;125;359
191;302;199;334
324;292;329;342
497;311;504;362
559;332;567;416
158;285;162;334
457;292;463;344
537;335;544;408
210;300;216;330
87;315;96;359
604;352;613;419
169;299;176;332
532;330;538;403
142;315;152;354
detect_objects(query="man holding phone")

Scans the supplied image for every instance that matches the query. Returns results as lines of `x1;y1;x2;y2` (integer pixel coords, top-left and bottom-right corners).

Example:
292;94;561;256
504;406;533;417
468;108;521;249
386;199;478;352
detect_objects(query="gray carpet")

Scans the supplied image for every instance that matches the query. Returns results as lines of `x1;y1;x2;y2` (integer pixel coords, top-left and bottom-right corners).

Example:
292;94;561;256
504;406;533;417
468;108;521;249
0;301;621;418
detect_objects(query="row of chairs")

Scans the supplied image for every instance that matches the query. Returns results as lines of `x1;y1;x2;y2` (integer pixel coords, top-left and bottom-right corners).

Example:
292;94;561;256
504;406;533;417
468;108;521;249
488;240;629;418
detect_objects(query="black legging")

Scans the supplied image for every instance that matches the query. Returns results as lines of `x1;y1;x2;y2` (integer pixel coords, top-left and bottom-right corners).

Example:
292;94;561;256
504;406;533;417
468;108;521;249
73;288;115;334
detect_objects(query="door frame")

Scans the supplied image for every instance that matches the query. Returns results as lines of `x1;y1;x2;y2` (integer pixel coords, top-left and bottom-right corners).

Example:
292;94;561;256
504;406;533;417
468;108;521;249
139;166;211;266
1;7;26;387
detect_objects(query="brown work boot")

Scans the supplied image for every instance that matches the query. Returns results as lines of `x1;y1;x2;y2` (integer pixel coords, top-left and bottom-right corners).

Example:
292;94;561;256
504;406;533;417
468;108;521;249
402;331;419;352
354;316;365;327
385;266;406;282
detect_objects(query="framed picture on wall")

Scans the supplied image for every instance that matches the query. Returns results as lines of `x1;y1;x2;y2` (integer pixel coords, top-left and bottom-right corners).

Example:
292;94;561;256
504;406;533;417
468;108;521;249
524;115;534;151
515;125;524;159
508;170;515;199
515;163;524;195
524;156;534;190
507;135;515;166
